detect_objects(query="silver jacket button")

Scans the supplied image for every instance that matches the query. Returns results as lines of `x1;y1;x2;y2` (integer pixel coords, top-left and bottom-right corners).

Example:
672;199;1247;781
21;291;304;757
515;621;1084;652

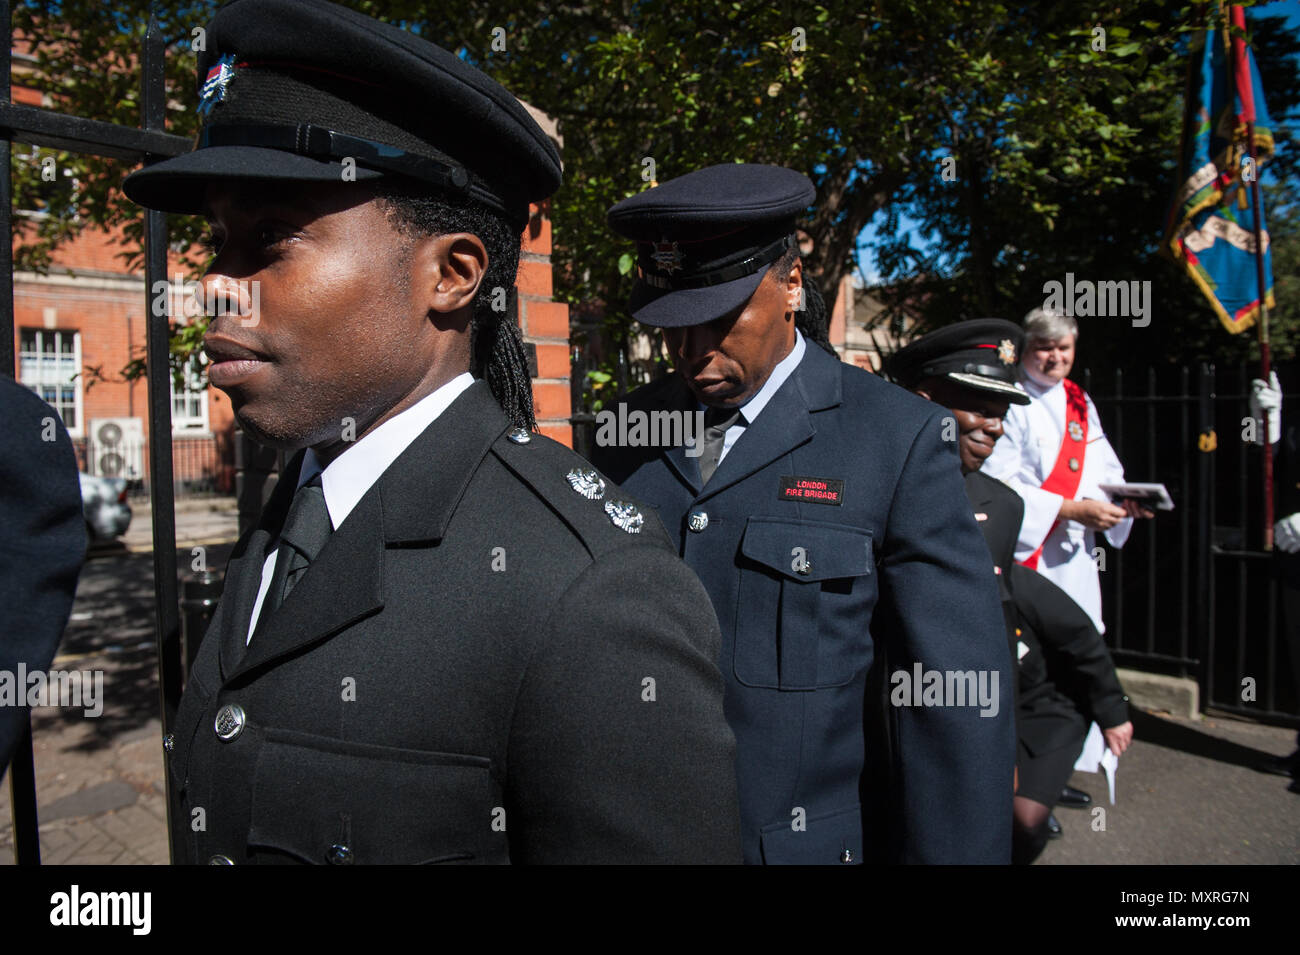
162;733;175;752
208;854;234;865
687;510;709;533
214;704;246;742
327;844;355;865
507;427;532;444
840;848;854;863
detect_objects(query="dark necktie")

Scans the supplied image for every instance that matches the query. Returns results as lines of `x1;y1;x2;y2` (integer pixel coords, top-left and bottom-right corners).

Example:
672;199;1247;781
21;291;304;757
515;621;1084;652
260;473;331;623
699;406;743;485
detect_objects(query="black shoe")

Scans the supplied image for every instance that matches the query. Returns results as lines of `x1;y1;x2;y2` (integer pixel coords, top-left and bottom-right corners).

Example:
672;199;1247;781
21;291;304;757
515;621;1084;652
1046;814;1063;839
1058;785;1092;809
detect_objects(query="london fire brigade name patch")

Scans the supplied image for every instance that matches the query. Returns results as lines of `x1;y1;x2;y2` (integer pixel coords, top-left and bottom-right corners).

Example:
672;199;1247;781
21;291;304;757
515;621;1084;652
778;475;845;505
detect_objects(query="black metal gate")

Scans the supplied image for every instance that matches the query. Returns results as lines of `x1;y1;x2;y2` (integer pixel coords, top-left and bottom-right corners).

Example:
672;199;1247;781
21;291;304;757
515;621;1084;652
1089;362;1299;726
1;5;190;863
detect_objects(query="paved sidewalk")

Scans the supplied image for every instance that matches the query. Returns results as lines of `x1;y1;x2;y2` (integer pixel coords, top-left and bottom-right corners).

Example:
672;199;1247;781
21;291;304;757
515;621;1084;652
121;496;240;554
2;502;239;865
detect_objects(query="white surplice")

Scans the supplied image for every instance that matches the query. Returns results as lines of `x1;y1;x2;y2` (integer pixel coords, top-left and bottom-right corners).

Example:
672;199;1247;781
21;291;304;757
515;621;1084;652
983;374;1132;633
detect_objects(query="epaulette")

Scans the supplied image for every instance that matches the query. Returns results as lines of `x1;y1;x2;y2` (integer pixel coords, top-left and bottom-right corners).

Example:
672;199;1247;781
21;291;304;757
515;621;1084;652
490;427;672;559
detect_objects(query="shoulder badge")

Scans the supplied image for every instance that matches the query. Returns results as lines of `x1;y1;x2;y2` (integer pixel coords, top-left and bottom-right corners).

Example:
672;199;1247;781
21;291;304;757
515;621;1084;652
604;499;644;534
198;54;237;116
566;467;606;500
997;338;1017;365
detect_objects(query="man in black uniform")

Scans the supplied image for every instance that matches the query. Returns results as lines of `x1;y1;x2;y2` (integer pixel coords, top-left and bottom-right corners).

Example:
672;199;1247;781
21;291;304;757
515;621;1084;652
888;319;1132;864
122;0;740;864
595;166;1015;864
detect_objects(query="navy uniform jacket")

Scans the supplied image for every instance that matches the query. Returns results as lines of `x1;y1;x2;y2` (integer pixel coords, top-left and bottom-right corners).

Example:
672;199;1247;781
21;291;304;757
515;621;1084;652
0;379;85;775
594;344;1015;864
168;381;742;864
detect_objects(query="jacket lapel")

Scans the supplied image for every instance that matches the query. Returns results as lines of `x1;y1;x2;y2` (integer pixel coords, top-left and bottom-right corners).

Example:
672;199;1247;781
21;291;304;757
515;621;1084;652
216;467;295;682
223;381;508;682
696;342;841;503
649;376;704;494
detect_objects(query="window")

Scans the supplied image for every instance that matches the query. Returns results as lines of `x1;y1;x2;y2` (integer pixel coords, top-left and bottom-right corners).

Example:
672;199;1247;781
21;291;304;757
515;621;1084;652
18;328;82;436
170;360;210;434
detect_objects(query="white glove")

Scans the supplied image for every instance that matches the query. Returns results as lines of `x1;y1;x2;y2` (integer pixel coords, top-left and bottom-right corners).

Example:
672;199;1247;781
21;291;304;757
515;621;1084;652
1276;513;1300;554
1249;372;1282;446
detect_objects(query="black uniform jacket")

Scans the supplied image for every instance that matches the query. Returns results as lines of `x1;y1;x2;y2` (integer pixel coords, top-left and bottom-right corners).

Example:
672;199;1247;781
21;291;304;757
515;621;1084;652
594;343;1015;864
966;469;1022;659
966;468;1129;756
168;381;742;864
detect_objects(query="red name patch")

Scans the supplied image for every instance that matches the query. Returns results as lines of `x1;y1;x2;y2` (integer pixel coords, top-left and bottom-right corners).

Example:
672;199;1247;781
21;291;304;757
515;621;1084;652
778;475;844;506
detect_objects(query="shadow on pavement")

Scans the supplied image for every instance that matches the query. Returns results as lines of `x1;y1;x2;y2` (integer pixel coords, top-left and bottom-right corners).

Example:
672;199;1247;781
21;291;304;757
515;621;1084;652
1132;708;1295;773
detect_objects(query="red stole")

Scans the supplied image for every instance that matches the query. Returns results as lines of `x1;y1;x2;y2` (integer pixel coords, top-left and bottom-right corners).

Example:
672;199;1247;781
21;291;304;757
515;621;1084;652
1021;379;1089;570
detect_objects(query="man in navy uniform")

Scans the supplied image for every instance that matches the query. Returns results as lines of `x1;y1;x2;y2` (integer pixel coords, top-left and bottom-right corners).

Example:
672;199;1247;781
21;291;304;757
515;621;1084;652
122;0;740;864
594;164;1015;864
888;319;1132;863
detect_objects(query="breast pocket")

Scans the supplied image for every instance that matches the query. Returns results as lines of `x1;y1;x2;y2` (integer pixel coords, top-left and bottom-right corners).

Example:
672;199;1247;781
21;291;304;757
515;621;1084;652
248;728;505;864
734;517;876;690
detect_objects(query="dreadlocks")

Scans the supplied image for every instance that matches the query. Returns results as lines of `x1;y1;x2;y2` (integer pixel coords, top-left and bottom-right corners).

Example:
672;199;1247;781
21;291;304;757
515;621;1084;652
373;181;537;432
770;246;837;357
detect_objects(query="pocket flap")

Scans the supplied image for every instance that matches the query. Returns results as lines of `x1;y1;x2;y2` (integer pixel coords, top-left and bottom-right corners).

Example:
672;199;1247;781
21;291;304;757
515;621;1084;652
248;729;501;864
740;517;873;582
760;803;863;865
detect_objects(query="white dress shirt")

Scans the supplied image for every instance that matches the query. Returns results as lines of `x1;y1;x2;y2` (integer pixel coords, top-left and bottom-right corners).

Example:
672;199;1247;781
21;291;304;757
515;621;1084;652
709;328;807;466
983;372;1131;632
246;372;475;643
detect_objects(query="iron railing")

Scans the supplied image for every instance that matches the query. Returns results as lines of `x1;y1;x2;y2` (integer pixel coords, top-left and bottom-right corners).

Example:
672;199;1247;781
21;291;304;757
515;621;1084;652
1;6;190;863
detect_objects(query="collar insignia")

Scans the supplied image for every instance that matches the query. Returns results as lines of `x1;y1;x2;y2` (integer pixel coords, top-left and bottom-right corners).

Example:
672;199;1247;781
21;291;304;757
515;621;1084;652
199;54;237;116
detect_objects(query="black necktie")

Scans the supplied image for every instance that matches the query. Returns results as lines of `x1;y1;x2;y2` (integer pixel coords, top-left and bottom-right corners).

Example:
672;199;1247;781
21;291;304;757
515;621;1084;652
261;473;331;623
699;406;743;485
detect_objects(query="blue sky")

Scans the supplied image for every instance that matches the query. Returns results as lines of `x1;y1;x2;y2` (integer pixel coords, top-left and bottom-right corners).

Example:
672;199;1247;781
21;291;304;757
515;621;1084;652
852;0;1300;287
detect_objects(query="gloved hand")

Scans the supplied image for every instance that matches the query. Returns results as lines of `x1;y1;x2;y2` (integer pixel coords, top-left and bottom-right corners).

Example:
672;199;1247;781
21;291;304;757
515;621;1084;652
1249;372;1282;446
1275;513;1300;554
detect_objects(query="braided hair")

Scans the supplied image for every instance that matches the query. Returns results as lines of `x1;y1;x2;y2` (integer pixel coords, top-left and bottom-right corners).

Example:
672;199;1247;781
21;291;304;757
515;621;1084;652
374;181;537;431
771;247;837;357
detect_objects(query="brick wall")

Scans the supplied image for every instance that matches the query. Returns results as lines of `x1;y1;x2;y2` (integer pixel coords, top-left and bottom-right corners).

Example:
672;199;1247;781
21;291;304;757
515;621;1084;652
518;202;572;446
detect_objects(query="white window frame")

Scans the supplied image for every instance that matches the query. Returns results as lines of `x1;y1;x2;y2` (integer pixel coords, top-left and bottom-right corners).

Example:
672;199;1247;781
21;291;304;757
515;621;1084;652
170;359;211;435
18;328;83;438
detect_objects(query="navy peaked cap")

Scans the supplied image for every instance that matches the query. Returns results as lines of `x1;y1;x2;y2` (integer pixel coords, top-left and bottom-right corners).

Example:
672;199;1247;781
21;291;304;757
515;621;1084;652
123;0;561;226
606;164;816;328
886;319;1031;405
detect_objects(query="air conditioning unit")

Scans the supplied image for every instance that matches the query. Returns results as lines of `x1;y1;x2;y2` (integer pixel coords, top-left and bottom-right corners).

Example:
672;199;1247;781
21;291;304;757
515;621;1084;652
90;417;145;480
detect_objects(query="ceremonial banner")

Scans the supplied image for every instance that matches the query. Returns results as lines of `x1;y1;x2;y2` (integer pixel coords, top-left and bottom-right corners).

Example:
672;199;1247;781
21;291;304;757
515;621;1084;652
1162;6;1275;334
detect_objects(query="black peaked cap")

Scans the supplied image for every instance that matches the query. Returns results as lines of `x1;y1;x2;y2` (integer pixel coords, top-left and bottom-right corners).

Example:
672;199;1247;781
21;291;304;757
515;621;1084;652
123;0;561;226
885;319;1031;405
607;164;816;328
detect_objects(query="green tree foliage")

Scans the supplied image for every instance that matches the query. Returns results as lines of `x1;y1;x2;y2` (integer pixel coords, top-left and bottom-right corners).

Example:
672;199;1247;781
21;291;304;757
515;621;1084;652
11;0;1296;390
870;3;1300;372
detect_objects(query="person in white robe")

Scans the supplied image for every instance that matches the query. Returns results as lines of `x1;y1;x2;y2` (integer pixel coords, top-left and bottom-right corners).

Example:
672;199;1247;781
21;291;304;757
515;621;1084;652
984;308;1153;633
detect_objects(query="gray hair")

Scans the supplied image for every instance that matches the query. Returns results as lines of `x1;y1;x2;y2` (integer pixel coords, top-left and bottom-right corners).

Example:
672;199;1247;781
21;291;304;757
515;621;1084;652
1023;307;1078;345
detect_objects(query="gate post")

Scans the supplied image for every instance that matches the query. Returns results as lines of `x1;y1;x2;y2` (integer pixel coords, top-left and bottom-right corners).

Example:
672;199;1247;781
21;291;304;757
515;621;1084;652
141;15;182;862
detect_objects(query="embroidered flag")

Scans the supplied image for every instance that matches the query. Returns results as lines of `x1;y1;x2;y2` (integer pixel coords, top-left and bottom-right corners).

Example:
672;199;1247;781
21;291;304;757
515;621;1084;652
1161;6;1274;334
